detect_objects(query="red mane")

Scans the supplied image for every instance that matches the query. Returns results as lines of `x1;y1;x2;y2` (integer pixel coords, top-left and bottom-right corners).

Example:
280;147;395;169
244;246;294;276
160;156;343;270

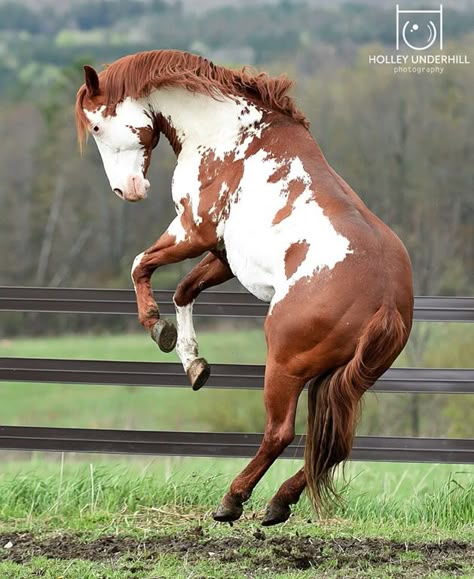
76;49;309;147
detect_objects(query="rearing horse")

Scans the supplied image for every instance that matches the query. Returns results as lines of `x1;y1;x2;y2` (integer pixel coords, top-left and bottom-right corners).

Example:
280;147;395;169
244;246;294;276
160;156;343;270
76;50;413;526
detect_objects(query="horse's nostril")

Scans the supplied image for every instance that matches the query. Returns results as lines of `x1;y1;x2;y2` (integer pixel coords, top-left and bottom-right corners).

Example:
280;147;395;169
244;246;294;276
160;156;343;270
113;188;124;198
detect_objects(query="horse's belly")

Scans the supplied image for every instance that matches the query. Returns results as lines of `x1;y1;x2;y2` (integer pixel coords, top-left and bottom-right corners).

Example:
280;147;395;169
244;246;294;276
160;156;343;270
224;227;276;302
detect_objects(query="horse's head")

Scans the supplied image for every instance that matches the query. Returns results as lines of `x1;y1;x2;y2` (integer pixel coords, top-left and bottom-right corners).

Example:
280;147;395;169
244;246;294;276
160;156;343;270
76;65;159;202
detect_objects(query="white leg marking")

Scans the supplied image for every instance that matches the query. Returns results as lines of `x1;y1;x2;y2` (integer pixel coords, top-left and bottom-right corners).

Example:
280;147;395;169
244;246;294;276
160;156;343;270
131;251;145;292
174;300;199;371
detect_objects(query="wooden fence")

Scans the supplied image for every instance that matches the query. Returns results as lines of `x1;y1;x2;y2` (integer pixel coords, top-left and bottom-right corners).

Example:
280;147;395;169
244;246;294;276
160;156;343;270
0;287;473;464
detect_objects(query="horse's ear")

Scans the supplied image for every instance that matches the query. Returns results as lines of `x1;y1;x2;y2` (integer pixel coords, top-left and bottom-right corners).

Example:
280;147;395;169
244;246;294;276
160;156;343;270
84;65;100;96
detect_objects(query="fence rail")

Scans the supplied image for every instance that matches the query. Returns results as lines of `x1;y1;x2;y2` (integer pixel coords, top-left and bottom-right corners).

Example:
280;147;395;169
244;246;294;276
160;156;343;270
1;426;472;464
1;287;473;321
0;358;473;394
1;287;473;464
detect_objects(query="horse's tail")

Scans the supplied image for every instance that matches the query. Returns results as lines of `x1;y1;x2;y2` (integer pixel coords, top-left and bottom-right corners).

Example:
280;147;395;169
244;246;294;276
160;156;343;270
304;303;410;513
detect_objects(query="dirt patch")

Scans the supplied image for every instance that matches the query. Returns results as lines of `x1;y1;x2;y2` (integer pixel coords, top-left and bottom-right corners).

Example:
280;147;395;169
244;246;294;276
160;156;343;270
1;529;472;576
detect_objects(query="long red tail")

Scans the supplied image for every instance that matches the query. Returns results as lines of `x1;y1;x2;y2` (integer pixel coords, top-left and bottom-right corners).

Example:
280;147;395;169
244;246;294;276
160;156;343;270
304;304;410;513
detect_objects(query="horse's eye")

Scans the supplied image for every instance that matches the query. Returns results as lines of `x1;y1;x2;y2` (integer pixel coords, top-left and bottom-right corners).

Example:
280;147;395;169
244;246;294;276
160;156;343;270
93;125;100;133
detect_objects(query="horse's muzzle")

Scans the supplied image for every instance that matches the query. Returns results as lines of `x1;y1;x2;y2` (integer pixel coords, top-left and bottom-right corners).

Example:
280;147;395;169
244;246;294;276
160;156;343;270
113;177;150;202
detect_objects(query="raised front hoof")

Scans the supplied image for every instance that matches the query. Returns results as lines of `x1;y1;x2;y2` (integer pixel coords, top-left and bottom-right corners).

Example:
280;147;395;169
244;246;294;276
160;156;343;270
213;501;243;523
150;319;177;353
187;358;210;391
261;502;291;526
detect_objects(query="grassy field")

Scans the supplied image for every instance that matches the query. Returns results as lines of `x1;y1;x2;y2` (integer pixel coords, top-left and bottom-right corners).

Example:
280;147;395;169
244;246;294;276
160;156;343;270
0;327;267;432
0;323;473;576
1;320;472;365
0;458;473;577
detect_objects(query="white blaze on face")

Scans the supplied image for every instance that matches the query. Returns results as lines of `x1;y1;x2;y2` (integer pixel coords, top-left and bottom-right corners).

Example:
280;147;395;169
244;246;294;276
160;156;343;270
84;98;152;202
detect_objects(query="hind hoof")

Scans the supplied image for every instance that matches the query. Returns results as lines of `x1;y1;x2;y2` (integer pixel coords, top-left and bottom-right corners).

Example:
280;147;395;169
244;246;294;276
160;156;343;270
187;358;210;391
213;498;243;523
261;502;291;526
151;319;177;353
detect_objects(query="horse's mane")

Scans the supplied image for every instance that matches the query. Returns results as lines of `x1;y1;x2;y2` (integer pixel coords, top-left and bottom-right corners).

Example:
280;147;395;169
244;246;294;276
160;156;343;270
76;49;309;146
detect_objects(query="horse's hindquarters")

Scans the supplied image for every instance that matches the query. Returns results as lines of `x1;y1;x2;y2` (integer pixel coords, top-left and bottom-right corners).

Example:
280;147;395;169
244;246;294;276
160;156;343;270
265;235;412;382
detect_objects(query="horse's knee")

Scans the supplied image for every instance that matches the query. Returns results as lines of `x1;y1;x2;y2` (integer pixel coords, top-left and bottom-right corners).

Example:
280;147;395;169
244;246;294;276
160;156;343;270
174;276;200;307
173;283;189;307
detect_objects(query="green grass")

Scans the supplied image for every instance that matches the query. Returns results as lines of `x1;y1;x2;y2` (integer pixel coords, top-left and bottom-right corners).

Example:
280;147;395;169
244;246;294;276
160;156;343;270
0;459;472;534
0;326;267;363
0;328;267;431
0;460;472;578
1;321;472;366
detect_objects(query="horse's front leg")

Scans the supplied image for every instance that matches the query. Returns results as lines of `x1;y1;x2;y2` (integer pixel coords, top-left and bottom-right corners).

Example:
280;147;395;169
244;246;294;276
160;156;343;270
174;251;234;390
131;217;215;352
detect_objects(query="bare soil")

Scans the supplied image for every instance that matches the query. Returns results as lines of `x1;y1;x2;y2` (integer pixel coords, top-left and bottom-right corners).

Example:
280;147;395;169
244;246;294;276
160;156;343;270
1;529;472;576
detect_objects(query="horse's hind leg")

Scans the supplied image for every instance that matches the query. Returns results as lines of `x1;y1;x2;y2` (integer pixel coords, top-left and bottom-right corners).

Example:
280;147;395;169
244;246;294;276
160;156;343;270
213;361;306;522
262;382;320;525
174;251;234;390
217;298;354;525
262;468;306;526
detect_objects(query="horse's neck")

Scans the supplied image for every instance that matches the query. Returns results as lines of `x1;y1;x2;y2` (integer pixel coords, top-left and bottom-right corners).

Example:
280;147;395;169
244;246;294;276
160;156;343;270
146;87;264;155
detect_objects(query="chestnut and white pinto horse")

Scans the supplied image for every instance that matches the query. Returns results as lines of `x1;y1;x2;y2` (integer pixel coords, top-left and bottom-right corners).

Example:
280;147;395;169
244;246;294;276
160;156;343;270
76;50;413;525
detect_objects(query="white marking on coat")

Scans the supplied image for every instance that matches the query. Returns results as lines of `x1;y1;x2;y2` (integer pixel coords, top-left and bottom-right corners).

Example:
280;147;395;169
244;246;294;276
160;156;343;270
167;216;187;243
209;182;230;229
131;251;145;291
222;149;353;307
148;90;263;159
174;301;199;371
89;87;266;224
146;88;264;228
218;182;229;199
